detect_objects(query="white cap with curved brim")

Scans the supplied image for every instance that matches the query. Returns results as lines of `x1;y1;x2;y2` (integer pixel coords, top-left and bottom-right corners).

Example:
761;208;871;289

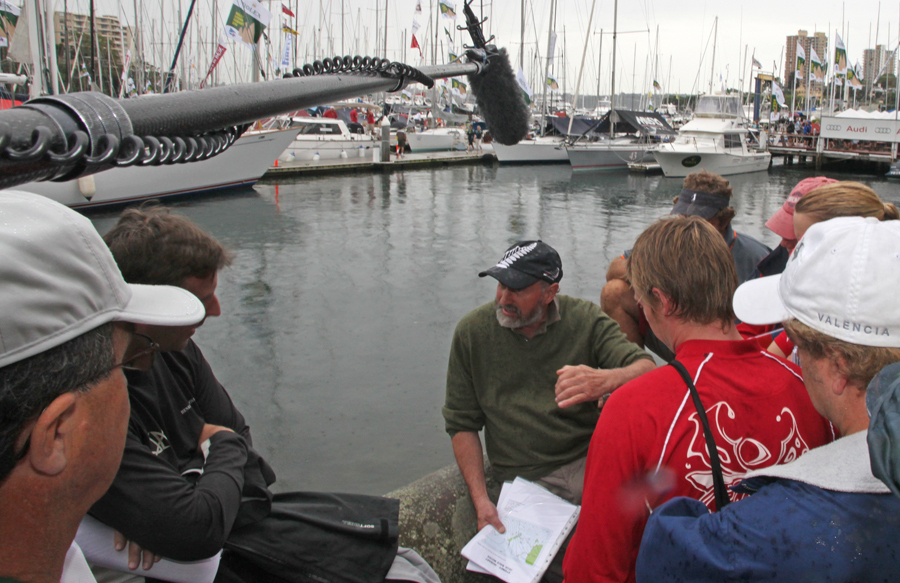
0;190;206;369
734;216;900;348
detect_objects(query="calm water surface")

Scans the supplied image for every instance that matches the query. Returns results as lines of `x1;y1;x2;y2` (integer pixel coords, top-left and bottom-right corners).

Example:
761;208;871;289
89;163;900;496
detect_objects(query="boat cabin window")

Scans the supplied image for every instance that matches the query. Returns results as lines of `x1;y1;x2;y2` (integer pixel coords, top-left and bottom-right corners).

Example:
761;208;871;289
295;123;341;135
695;96;742;117
723;133;743;149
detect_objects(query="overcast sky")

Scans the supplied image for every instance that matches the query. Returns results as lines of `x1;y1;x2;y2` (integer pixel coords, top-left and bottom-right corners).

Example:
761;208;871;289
83;0;899;92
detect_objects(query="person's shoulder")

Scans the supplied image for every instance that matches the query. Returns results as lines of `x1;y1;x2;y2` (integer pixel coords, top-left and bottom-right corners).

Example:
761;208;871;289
557;294;602;315
606;365;681;408
733;230;771;256
454;300;496;333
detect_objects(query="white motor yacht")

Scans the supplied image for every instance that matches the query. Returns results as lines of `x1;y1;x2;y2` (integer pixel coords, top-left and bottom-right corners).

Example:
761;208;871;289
653;95;771;177
565;110;675;171
407;127;467;152
279;117;376;162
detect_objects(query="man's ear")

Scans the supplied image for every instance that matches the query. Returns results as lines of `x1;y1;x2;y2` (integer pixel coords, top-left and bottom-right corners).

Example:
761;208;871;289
829;356;854;396
651;288;674;316
27;393;79;477
544;283;560;303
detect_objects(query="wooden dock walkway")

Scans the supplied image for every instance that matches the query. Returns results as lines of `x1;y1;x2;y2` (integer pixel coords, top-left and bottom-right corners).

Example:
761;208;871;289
261;149;497;179
767;135;894;169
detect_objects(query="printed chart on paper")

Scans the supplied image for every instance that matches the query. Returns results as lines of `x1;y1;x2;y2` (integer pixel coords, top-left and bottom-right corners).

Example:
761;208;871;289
480;517;553;566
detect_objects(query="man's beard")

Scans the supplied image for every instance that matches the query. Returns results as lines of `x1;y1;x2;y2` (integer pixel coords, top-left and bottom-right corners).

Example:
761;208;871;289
495;300;546;329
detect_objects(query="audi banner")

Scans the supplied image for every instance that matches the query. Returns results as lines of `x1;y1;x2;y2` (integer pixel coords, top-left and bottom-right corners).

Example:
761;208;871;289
820;116;900;143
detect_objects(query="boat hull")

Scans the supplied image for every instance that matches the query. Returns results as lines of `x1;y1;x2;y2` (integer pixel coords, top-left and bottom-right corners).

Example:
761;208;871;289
653;150;771;177
493;139;569;163
407;130;467;152
280;137;376;161
567;144;655;171
20;129;297;209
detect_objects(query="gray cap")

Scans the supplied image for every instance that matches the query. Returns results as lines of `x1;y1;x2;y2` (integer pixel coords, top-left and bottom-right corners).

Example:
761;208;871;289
670;188;730;220
0;191;206;369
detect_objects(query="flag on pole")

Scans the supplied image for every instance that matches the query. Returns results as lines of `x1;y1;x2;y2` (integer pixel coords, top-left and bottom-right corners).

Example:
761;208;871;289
752;56;762;69
224;0;272;46
281;3;294;17
810;47;824;82
411;19;420;36
415;0;422;14
439;0;456;18
451;78;467;95
282;25;298;35
411;34;422;58
201;35;229;88
448;50;458;62
795;42;806;79
546;75;559;91
281;31;291;69
834;33;847;75
549;32;557;64
0;0;19;44
516;68;533;105
848;62;863;88
771;80;787;108
652;79;661;91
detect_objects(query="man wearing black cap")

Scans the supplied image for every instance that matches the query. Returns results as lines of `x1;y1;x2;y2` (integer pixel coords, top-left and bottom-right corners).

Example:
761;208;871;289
443;241;654;543
601;170;770;360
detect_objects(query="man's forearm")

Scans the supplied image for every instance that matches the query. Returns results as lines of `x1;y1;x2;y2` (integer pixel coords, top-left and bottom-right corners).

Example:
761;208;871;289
451;431;490;505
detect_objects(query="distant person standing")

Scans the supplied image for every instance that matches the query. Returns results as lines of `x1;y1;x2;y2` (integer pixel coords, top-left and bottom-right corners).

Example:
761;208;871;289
350;108;359;124
366;109;376;134
474;124;484;152
466;123;475;152
396;129;407;159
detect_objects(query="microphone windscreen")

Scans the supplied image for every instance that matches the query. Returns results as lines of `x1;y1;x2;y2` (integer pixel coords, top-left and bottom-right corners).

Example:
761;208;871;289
468;48;529;145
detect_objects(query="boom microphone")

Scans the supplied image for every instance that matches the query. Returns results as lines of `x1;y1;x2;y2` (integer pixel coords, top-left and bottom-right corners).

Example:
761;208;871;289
467;47;529;145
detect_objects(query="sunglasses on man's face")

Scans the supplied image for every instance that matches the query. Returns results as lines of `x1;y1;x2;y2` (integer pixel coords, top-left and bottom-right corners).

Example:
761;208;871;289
11;331;159;465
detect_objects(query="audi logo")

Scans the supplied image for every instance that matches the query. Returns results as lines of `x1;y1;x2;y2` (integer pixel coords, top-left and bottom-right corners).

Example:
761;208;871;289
876;127;891;134
826;125;841;131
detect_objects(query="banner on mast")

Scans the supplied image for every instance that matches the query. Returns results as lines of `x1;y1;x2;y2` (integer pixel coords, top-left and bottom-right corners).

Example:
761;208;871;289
752;56;762;69
439;0;456;19
810;47;824;82
411;34;422;58
200;36;229;88
834;33;848;76
795;42;805;79
224;0;272;47
452;78;467;95
546;75;559;91
549;32;557;64
771;81;787;108
281;3;294;17
516;68;533;104
281;31;291;69
0;0;19;45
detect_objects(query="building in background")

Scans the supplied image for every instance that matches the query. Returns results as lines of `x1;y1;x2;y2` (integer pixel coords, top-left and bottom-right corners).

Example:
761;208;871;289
863;45;896;84
785;30;828;101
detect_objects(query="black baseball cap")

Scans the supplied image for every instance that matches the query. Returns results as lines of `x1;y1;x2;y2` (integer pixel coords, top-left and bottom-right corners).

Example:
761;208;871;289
670;188;730;219
478;240;563;291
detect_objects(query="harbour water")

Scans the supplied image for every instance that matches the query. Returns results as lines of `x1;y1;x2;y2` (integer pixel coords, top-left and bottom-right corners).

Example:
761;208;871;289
89;163;900;496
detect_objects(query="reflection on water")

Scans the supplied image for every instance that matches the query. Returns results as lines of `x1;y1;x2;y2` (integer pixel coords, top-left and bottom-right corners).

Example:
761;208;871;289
89;165;900;495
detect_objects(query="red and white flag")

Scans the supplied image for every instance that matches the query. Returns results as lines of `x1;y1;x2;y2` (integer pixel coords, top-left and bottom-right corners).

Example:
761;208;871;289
201;38;228;88
282;3;294;17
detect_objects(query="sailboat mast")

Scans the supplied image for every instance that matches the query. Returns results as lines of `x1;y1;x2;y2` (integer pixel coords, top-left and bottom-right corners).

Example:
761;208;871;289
519;0;524;70
89;0;96;86
568;0;597;134
595;30;602;109
709;16;717;94
539;0;555;135
610;0;617;137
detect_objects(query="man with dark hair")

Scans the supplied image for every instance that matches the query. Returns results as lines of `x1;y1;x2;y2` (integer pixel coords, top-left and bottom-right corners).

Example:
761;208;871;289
563;217;831;583
93;205;438;583
636;217;900;582
601;170;770;360
444;240;654;558
0;192;204;583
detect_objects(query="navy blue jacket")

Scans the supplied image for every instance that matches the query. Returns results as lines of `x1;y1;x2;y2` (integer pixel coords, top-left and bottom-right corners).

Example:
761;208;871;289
636;434;900;583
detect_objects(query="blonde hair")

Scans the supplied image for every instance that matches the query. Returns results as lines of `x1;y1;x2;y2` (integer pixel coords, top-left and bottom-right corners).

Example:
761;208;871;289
626;216;737;326
794;181;900;222
784;319;900;388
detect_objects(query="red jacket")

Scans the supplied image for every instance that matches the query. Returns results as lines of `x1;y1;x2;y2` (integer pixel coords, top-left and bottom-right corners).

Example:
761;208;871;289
563;338;833;583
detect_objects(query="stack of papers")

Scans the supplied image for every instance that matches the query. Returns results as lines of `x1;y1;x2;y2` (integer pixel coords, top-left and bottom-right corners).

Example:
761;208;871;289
461;477;580;583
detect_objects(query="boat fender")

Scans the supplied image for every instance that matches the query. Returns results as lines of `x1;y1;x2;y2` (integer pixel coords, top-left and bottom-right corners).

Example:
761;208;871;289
359;146;365;158
77;175;96;200
340;149;348;159
313;152;320;161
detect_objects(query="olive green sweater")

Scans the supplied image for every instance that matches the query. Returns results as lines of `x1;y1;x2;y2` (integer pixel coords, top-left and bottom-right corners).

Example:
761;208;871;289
443;295;651;482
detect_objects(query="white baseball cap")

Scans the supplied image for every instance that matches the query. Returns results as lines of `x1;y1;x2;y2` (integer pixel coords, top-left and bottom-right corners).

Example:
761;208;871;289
734;216;900;348
0;190;206;369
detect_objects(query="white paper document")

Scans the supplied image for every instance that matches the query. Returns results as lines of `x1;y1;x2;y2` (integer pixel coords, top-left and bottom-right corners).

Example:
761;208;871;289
461;477;580;583
75;515;221;583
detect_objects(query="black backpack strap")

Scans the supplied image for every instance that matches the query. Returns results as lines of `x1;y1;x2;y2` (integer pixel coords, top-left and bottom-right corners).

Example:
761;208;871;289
669;359;730;510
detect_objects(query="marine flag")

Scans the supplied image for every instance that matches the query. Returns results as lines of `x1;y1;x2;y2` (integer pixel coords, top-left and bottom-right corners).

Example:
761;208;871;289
224;0;272;46
439;0;456;18
546;75;559;91
652;79;661;91
448;50;459;62
452;78;467;95
516;67;533;105
415;0;422;14
752;56;762;69
810;47;824;82
282;25;298;35
795;42;805;79
411;34;422;58
771;80;787;108
848;62;863;88
0;0;18;46
281;31;291;69
201;35;229;88
281;3;294;17
834;33;848;76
